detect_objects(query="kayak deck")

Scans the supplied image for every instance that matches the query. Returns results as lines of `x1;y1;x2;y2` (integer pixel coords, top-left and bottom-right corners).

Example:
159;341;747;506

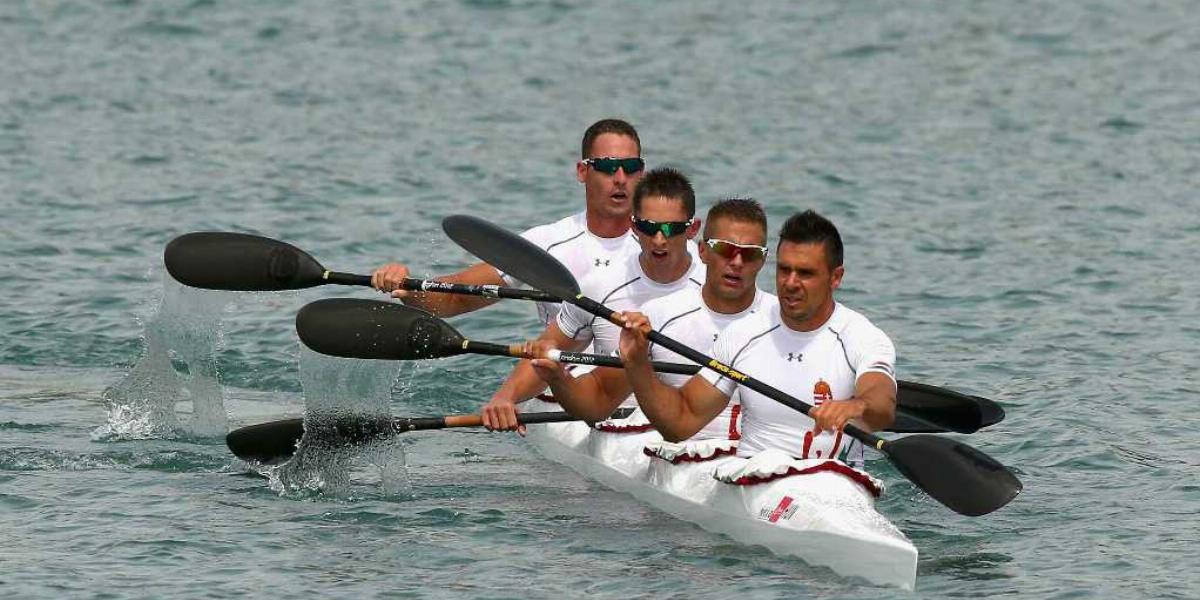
521;399;918;590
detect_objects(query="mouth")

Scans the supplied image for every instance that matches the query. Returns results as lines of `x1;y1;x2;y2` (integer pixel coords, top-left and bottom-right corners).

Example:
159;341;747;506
650;248;669;259
720;273;743;287
610;189;628;202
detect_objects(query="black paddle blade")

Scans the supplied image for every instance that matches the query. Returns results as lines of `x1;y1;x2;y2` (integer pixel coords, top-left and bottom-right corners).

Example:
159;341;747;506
442;215;580;300
165;232;327;291
975;396;1006;428
226;416;398;463
226;418;304;463
296;298;464;360
885;434;1022;516
894;381;1002;434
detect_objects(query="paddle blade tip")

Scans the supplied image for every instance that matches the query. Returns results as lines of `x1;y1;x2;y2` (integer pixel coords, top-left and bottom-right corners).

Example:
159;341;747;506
887;434;1023;517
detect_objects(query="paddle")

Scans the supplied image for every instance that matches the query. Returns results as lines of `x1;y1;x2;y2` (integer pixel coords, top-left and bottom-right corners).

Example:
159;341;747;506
227;408;635;464
295;298;999;435
441;214;1022;517
163;232;1004;433
164;231;556;301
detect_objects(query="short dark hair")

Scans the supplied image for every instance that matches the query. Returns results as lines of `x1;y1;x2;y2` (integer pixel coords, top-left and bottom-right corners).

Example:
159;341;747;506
778;210;843;269
581;118;641;159
632;167;696;218
703;198;767;240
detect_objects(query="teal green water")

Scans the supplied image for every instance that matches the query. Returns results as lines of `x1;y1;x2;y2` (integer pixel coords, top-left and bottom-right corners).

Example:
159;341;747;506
3;1;1199;597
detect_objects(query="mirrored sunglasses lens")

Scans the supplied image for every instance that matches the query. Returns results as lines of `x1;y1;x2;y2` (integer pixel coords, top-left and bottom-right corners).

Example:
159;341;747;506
590;158;620;174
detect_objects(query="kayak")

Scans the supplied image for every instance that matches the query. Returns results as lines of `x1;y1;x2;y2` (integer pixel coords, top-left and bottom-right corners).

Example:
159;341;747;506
520;397;919;590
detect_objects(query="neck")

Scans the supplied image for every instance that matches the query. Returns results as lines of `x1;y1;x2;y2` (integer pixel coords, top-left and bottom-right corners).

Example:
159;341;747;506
585;210;631;238
701;284;757;315
780;301;836;332
639;252;692;284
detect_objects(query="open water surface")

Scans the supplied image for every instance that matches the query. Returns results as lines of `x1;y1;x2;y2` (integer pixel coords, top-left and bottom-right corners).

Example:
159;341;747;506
2;1;1199;598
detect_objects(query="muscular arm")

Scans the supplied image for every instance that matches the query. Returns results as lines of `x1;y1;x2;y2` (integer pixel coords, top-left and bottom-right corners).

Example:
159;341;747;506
852;372;897;431
619;312;730;442
392;262;504;317
482;321;589;432
810;372;897;434
543;366;631;421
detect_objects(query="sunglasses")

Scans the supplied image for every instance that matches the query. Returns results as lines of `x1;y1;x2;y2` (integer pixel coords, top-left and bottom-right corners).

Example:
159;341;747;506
632;216;694;238
582;156;645;175
705;238;769;262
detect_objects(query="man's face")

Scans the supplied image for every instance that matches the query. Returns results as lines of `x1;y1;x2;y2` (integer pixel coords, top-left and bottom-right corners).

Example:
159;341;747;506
699;218;768;302
632;195;698;268
578;133;642;220
775;240;843;328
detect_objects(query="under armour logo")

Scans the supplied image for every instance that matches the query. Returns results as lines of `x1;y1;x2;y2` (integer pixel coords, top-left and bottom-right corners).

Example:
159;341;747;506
786;352;803;362
594;259;610;267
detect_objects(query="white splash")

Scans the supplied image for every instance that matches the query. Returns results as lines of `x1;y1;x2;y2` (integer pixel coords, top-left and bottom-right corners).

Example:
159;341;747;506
95;275;232;440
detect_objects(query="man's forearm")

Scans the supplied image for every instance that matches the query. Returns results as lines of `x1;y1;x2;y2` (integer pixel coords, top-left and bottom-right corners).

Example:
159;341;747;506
493;359;552;406
401;263;504;317
626;358;696;442
547;372;613;421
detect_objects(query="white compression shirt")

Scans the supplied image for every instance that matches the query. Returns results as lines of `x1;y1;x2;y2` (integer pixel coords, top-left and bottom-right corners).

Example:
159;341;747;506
556;251;705;357
641;287;775;441
699;302;897;469
498;211;640;327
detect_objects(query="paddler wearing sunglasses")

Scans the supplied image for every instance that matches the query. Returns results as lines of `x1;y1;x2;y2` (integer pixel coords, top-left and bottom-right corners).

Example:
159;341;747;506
527;198;773;443
617;210;897;469
482;168;705;434
370;118;646;325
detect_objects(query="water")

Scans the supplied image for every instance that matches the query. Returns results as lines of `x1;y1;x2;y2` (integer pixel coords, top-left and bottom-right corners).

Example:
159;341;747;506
2;0;1198;597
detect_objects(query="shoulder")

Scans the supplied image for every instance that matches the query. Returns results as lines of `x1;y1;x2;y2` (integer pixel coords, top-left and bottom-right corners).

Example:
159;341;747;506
721;303;780;344
577;252;642;296
826;304;894;348
642;287;703;322
519;212;586;249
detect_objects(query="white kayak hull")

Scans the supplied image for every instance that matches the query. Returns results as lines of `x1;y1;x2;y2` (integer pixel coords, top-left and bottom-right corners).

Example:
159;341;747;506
521;399;918;590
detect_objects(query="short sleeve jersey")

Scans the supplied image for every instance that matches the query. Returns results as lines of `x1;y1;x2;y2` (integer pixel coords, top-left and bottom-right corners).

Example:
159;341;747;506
641;287;775;441
556;252;705;357
699;302;896;468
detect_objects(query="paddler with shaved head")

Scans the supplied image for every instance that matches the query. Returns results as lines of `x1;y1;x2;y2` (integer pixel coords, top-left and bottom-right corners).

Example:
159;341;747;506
528;198;774;443
616;210;897;468
482;168;704;434
371;118;645;326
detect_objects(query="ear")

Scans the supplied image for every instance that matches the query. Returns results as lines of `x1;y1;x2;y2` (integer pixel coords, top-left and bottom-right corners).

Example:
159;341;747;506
576;161;588;184
830;265;845;291
686;218;702;239
698;239;711;265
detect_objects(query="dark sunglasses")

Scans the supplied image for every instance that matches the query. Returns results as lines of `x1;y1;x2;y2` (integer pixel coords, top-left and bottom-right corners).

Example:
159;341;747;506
705;238;769;262
632;216;694;238
582;156;645;175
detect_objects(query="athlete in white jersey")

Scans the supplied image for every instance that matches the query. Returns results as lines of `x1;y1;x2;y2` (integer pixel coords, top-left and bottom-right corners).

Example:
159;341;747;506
482;167;703;434
555;250;705;357
530;199;775;442
618;210;898;469
369;119;644;319
699;301;892;467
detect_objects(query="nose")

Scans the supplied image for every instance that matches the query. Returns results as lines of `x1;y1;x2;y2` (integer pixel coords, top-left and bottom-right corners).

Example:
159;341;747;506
612;167;627;183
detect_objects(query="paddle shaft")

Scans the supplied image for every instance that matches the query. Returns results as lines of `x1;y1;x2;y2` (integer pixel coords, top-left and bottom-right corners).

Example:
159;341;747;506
402;408;632;430
322;271;558;302
226;408;635;463
459;340;700;375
